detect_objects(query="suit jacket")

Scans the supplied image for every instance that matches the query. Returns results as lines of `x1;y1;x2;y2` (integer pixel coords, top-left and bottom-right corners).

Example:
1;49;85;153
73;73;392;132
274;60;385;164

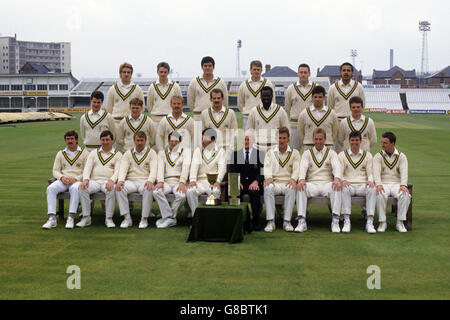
228;148;265;188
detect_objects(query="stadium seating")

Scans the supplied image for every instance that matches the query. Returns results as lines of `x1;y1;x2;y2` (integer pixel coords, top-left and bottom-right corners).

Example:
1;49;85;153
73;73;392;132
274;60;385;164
364;89;403;110
405;89;450;110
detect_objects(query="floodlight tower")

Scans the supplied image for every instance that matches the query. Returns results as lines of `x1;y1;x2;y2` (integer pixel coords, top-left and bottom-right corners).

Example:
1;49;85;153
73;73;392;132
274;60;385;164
236;40;242;78
419;21;431;75
350;49;358;68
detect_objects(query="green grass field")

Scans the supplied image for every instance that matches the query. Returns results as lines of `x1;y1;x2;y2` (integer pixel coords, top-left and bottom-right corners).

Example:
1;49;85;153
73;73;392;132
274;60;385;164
0;112;449;299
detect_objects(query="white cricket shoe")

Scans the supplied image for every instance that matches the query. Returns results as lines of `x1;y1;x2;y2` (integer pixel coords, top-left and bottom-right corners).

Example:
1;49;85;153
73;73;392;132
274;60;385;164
294;219;307;233
283;221;294;232
264;220;275;233
105;218;115;228
138;217;148;229
342;220;351;233
331;220;341;233
42;218;57;229
65;216;74;229
366;222;376;234
377;221;387;232
396;221;407;233
158;217;177;228
120;217;133;228
76;216;91;228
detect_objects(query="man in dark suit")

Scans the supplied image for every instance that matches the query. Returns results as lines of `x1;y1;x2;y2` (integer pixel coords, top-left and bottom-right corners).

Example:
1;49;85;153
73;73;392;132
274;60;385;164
228;130;265;231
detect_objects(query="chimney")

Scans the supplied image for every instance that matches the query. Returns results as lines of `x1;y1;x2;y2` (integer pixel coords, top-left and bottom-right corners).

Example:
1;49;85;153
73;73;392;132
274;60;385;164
265;64;271;73
390;49;394;69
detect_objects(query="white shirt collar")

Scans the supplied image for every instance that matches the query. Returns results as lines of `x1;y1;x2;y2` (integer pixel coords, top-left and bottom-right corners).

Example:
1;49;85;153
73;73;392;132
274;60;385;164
339;79;354;87
382;148;399;157
313;146;327;154
169;112;187;120
64;146;82;154
275;145;292;155
120;80;134;89
350;114;365;122
347;148;363;156
88;109;104;116
100;147;115;155
243;147;253;157
133;146;147;156
128;113;144;121
204;143;218;153
296;80;312;87
309;104;328;112
156;80;171;86
249;77;263;83
211;105;226;113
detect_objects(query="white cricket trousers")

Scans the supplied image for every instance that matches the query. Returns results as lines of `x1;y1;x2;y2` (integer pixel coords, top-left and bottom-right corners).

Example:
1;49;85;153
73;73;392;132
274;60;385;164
376;183;411;222
186;180;221;216
46;180;81;214
297;182;341;217
116;179;153;218
79;180;115;218
341;184;376;216
153;183;186;219
264;183;296;221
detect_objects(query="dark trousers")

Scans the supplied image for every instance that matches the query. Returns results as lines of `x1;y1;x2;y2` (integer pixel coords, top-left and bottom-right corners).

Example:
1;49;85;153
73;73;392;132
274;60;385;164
241;187;262;222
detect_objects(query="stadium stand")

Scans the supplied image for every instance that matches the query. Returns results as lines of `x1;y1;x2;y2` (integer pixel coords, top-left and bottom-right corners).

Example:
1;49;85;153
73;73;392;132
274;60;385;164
405;89;450;110
364;88;403;110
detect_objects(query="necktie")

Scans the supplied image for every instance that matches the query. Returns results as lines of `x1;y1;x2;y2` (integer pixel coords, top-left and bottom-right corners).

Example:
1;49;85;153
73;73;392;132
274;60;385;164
245;150;249;164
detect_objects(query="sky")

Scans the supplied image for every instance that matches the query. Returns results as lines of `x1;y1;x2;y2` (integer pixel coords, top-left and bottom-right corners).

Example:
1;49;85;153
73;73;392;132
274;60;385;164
2;0;449;79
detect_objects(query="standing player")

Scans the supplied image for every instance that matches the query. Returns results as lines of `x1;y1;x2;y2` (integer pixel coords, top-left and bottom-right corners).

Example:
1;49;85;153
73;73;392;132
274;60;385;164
106;62;145;128
285;63;315;150
116;98;156;152
247;86;289;152
201;88;238;153
337;96;376;152
327;62;365;153
238;60;275;129
147;62;182;126
43;130;89;229
80;91;116;151
373;132;410;233
297;85;338;151
156;95;194;152
187;56;228;121
78;130;122;228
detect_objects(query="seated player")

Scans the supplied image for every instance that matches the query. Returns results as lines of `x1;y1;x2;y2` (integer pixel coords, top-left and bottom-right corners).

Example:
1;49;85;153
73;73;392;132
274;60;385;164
115;131;158;229
116;98;156;152
296;128;342;233
153;131;191;228
373;132;411;233
263;127;301;232
186;128;227;216
78;130;122;228
338;131;376;234
43;130;89;229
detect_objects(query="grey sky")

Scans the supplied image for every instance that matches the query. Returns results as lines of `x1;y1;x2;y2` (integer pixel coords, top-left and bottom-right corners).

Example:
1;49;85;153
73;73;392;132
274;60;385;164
2;0;449;79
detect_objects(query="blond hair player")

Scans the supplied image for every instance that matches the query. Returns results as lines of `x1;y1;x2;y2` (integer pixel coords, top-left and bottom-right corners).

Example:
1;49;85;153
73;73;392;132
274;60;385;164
263;127;300;233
